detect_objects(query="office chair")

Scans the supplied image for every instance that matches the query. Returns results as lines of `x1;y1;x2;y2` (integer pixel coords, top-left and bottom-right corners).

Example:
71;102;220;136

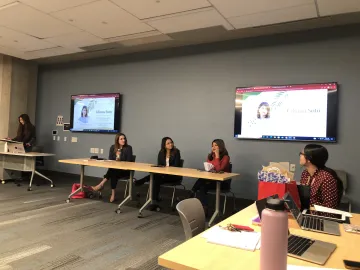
176;198;206;240
335;169;351;213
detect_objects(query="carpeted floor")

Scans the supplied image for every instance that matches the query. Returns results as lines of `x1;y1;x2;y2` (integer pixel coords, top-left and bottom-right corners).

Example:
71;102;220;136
0;171;252;270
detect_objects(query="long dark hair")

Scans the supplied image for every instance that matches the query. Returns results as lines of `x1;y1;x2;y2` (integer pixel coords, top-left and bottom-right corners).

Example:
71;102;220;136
257;102;270;119
160;137;178;157
208;139;229;161
304;144;343;205
16;114;33;139
81;106;88;117
114;133;128;153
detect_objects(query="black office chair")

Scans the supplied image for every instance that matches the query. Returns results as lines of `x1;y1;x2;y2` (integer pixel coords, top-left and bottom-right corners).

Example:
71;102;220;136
207;163;236;215
98;155;136;199
145;159;186;208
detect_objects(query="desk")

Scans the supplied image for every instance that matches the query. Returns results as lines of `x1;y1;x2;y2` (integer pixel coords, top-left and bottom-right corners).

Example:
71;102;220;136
58;159;239;225
158;204;360;270
0;151;55;191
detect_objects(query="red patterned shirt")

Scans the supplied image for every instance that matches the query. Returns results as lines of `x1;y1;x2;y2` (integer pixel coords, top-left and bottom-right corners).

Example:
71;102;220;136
300;169;339;209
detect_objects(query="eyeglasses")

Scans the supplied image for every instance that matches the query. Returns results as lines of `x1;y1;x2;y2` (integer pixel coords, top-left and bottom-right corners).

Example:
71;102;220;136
299;152;305;156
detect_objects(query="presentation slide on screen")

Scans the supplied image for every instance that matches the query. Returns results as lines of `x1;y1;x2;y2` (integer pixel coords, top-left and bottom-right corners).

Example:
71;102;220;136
72;95;116;131
237;88;328;138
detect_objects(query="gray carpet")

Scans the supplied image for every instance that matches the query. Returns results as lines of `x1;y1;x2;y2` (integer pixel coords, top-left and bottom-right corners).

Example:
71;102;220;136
0;175;185;270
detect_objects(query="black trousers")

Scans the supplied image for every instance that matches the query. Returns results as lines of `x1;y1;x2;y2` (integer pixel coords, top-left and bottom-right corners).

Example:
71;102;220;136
141;174;181;200
192;179;231;206
104;168;130;190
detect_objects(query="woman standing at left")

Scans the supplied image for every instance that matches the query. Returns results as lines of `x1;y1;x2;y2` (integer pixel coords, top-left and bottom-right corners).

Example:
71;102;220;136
7;114;36;152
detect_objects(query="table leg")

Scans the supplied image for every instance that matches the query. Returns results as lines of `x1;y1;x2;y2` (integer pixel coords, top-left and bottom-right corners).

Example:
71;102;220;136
27;170;35;191
208;181;220;227
138;173;154;218
115;171;134;214
34;171;54;187
66;165;85;203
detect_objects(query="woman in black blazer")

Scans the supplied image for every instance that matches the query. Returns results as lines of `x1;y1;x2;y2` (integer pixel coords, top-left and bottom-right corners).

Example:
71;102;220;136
8;114;36;152
135;137;182;201
92;133;133;202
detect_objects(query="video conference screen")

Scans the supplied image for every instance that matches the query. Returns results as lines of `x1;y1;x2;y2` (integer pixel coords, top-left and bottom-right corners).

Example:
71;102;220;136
70;93;121;133
234;83;338;142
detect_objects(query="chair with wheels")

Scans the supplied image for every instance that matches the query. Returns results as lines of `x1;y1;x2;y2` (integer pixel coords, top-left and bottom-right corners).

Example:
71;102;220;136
335;169;351;212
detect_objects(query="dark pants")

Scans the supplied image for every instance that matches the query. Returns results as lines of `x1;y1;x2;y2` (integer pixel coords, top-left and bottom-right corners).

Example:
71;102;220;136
192;179;231;206
104;168;130;189
141;174;181;200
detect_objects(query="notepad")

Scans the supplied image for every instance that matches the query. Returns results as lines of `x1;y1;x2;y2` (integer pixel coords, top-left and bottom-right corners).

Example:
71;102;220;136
202;226;260;251
314;205;352;218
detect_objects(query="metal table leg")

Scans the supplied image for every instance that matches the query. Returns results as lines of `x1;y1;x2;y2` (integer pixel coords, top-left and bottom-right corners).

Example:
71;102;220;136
138;173;154;218
66;165;85;203
115;171;134;214
208;181;220;227
27;170;35;191
34;170;54;187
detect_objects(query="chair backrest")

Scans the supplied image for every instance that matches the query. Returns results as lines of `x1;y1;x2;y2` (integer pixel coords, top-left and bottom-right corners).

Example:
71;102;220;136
180;159;184;167
176;198;205;240
335;169;347;192
132;155;136;162
229;163;233;173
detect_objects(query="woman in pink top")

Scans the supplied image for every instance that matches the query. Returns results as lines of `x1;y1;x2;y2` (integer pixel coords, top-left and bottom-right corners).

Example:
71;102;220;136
190;139;231;211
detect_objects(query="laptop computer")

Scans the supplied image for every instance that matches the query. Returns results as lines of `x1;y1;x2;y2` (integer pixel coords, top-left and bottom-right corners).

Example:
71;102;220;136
256;195;337;265
7;142;25;154
283;192;340;236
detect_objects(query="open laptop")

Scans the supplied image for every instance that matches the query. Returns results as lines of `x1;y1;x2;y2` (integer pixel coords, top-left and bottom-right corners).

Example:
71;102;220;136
283;192;340;236
256;195;337;265
7;142;25;154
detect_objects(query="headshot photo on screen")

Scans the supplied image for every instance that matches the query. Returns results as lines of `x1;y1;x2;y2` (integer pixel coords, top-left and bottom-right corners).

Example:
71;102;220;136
79;105;89;123
257;102;270;119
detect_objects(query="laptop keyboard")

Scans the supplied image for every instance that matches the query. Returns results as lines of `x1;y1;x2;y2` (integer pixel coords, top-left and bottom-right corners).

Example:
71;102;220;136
303;216;324;231
288;235;315;256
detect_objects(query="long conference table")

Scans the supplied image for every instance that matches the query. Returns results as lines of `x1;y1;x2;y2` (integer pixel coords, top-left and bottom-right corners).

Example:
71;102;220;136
158;203;360;270
58;159;239;226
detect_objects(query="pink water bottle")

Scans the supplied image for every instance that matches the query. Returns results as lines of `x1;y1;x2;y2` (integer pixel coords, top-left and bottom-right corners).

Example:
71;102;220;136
260;198;288;270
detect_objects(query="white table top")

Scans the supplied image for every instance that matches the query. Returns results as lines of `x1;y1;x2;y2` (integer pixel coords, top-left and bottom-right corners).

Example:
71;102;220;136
0;151;55;157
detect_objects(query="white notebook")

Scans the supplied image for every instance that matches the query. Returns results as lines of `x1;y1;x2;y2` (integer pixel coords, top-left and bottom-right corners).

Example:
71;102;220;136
203;226;260;251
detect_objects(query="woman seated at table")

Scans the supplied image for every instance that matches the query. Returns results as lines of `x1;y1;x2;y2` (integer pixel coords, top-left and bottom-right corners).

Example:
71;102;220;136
190;139;230;212
92;133;133;203
299;144;343;209
134;137;182;202
7;114;36;152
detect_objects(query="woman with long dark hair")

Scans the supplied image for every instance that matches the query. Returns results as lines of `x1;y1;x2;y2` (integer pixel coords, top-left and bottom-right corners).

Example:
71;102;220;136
79;106;89;123
299;144;343;209
190;139;231;210
10;114;36;152
92;133;133;202
135;137;182;201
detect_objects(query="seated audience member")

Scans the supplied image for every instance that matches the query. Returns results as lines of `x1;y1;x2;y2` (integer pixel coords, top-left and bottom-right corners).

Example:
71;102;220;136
7;114;36;152
135;137;182;202
92;133;133;202
190;139;230;212
299;144;343;209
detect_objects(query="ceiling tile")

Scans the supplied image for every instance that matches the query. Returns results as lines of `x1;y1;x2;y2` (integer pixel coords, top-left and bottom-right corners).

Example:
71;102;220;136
0;45;29;59
228;4;317;29
110;0;211;19
52;0;154;39
209;0;315;18
0;2;79;38
24;46;83;59
19;0;97;13
0;26;55;51
145;7;234;34
0;0;15;7
45;31;106;50
317;0;360;16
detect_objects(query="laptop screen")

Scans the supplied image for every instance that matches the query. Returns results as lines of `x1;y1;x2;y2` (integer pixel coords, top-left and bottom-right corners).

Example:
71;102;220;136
256;194;279;220
284;192;303;224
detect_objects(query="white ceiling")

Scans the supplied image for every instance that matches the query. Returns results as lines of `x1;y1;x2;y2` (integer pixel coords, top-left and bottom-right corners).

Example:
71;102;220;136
0;0;359;61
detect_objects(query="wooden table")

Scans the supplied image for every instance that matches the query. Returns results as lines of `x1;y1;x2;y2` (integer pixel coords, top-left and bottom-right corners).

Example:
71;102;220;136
58;159;239;225
0;151;55;190
158;204;360;270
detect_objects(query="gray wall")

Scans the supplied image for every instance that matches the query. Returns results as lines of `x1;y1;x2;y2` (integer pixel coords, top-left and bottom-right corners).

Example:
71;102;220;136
37;26;360;212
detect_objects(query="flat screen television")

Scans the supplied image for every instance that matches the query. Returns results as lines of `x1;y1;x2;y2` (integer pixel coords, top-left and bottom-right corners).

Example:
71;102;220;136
70;93;121;133
234;83;338;142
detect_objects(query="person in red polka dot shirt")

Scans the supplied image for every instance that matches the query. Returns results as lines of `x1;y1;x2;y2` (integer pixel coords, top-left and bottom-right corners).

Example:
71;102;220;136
299;144;343;209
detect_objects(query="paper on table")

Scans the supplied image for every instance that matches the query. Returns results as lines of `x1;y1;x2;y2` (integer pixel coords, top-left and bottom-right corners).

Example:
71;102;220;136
204;162;214;172
270;162;290;171
287;265;341;270
314;204;352;218
202;226;260;251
